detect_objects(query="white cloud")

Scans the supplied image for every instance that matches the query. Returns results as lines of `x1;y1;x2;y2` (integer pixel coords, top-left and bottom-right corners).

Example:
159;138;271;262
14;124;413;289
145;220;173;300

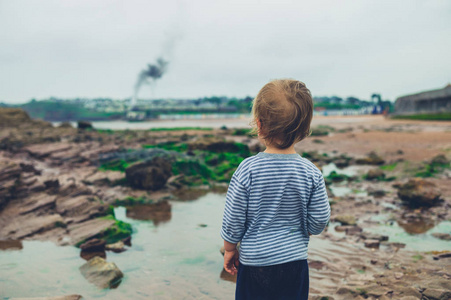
0;0;450;103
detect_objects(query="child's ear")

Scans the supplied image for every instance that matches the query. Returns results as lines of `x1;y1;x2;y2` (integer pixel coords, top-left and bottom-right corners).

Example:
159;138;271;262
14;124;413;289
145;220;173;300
256;119;266;137
256;119;262;134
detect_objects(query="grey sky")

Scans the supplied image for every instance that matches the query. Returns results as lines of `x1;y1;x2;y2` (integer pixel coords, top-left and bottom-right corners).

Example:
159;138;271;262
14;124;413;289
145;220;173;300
1;0;450;103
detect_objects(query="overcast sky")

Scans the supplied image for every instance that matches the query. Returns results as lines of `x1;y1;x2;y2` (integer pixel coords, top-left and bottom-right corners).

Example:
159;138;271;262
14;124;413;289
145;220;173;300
1;0;450;103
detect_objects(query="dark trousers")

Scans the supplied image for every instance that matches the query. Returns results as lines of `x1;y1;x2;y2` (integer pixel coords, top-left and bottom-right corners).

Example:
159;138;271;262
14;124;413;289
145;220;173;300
235;259;309;300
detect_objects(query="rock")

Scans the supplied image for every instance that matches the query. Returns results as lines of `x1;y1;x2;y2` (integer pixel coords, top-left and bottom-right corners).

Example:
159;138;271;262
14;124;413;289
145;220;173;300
311;296;335;300
105;241;126;253
10;295;83;300
356;151;385;165
0;160;22;182
334;215;357;226
387;242;406;249
364;239;380;249
432;233;451;241
188;137;250;154
82;170;124;186
77;121;93;130
67;218;116;246
366;169;385;180
80;238;106;252
220;246;225;256
0;160;23;209
44;179;60;190
19;194;57;215
336;286;355;296
399;297;420;300
79;256;123;289
345;226;363;235
394;272;404;279
80;250;106;261
370;259;378;264
396;178;442;207
433;252;451;260
19;163;41;175
0;214;64;239
0;108;32;127
368;189;387;197
430;154;449;165
122;236;131;246
365;284;391;297
56;195;109;223
422;288;451;300
24;143;73;159
361;232;389;241
309;260;326;270
125;157;172;190
398;287;422;298
334;159;350;169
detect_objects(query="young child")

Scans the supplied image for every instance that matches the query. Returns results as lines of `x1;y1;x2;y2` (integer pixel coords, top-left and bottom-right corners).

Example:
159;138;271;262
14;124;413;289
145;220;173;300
221;79;330;300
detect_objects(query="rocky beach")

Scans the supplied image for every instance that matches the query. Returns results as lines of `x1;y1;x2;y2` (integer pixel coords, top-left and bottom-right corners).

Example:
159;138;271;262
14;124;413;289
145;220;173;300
0;108;450;300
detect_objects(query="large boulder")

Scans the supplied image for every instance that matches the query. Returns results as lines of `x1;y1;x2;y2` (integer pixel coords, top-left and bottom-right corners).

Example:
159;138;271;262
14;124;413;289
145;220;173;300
125;157;172;190
79;256;123;289
396;178;442;207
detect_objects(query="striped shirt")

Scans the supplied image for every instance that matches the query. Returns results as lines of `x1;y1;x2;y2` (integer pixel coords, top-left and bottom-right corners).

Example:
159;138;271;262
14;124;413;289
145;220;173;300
221;152;330;266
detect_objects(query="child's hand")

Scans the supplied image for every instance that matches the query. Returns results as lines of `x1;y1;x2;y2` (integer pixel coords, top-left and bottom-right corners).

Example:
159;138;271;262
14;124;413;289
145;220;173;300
223;249;239;275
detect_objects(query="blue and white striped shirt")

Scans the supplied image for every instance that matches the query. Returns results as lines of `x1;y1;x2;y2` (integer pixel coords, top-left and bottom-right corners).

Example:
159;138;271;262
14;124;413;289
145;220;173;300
221;152;330;266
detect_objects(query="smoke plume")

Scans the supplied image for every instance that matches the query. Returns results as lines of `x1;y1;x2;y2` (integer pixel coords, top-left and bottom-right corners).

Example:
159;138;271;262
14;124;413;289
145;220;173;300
131;57;169;108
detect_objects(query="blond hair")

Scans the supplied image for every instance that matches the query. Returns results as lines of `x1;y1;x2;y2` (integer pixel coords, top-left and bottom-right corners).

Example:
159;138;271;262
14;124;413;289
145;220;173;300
251;79;313;149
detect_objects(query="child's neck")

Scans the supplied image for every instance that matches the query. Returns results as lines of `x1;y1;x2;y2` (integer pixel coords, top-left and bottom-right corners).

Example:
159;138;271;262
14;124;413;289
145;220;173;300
264;144;296;154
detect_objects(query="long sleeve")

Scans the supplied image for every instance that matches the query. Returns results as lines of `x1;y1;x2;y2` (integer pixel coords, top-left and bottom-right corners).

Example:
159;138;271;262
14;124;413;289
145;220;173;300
307;173;331;235
221;175;248;244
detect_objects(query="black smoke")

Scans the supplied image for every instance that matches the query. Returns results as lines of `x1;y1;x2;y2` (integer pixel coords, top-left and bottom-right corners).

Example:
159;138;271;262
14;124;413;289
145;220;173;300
131;57;169;107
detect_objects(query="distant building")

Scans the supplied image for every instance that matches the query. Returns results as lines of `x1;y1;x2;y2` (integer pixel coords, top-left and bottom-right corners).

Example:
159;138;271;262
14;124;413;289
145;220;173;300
394;84;451;115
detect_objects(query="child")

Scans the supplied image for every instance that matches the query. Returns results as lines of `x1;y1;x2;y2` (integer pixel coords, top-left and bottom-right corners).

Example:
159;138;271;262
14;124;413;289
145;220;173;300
221;79;330;300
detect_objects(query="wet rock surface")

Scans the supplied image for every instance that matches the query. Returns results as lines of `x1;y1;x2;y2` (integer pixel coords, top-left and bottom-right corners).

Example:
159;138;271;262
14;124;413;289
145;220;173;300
397;178;442;207
1;110;451;299
125;157;172;190
79;256;123;289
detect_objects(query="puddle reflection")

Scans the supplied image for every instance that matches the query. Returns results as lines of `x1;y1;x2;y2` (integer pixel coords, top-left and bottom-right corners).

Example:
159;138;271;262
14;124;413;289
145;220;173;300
397;217;435;234
0;239;23;251
126;200;172;226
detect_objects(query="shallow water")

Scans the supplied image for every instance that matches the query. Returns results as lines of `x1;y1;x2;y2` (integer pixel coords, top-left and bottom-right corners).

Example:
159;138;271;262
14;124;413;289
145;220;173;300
53;117;251;130
1;193;450;299
0;193;235;300
365;215;451;252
